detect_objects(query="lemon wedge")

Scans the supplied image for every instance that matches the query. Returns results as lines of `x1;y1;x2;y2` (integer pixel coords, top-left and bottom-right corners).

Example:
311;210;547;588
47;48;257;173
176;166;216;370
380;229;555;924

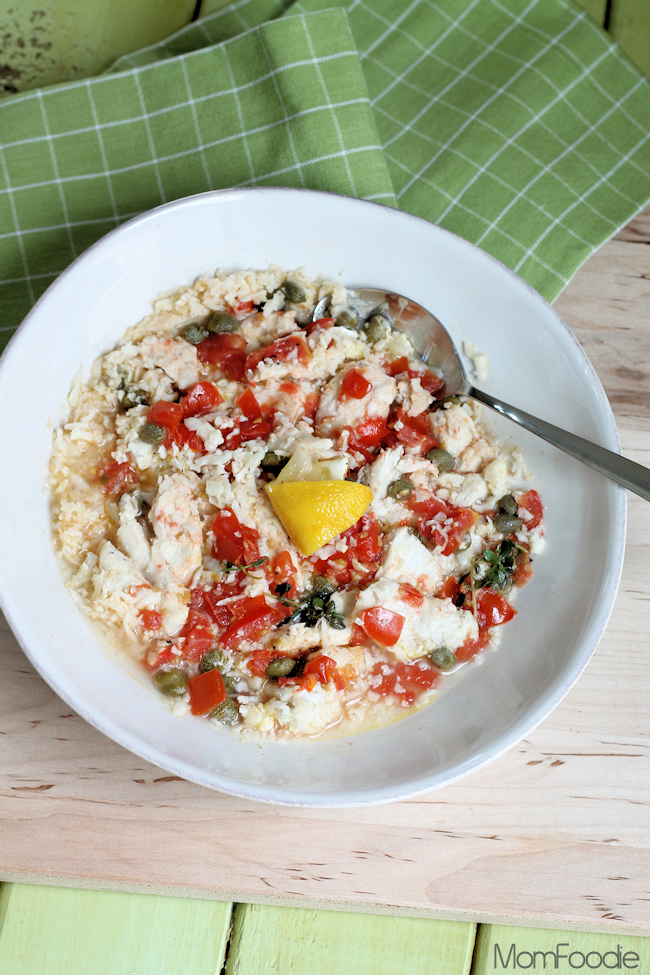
265;480;373;556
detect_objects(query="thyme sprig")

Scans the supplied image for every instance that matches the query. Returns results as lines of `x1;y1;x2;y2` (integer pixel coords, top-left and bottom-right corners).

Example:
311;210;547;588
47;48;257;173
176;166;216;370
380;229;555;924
479;539;526;591
223;556;269;578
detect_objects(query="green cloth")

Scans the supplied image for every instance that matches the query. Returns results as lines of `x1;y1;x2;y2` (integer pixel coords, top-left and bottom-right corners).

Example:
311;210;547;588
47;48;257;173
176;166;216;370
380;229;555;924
1;0;649;352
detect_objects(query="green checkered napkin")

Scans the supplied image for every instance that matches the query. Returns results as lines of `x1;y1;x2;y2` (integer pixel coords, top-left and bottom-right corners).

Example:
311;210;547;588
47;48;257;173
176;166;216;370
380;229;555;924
1;0;650;352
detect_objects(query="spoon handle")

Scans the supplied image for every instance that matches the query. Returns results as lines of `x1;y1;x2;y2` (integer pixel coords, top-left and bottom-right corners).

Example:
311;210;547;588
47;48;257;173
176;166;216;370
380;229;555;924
467;385;650;502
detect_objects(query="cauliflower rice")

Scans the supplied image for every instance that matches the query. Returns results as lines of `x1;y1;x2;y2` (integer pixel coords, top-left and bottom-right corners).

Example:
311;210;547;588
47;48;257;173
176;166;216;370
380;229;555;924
49;266;545;739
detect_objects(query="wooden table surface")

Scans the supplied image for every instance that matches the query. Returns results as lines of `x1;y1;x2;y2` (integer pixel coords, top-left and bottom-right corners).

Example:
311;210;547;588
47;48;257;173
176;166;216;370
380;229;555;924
0;207;649;938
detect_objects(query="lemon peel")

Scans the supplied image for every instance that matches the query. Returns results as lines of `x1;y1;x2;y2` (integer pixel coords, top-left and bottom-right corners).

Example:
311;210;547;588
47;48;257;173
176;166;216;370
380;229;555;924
265;479;373;556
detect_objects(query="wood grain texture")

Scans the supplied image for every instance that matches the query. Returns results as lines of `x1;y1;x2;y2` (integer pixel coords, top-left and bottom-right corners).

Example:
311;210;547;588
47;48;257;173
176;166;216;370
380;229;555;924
0;883;233;975
608;0;650;78
473;924;650;975
225;905;475;975
0;208;649;935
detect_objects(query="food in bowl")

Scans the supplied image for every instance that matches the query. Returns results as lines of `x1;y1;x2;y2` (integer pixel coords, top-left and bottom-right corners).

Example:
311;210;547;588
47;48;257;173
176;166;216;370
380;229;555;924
49;266;545;739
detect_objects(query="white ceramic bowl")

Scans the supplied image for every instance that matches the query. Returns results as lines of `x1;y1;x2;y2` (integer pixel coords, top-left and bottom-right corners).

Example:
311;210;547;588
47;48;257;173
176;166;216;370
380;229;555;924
0;188;625;806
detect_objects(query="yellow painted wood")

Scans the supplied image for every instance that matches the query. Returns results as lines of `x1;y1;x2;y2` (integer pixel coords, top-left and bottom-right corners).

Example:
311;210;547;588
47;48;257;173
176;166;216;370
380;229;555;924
0;0;196;95
609;0;650;77
575;0;607;24
473;925;650;975
0;883;233;975
225;903;476;975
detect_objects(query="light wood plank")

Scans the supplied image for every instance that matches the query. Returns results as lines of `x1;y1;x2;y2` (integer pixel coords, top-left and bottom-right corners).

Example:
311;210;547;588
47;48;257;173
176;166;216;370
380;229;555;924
225;904;476;975
473;924;650;975
0;212;649;934
0;0;196;95
608;0;650;77
0;882;233;975
574;0;607;25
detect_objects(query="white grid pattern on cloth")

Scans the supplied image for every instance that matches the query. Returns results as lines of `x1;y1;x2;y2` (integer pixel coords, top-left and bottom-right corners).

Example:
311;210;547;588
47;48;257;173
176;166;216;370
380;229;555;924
179;57;215;193
35;90;77;260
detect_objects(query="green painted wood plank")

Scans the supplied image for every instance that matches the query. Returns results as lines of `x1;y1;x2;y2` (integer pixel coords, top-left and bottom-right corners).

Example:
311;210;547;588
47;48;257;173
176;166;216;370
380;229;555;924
225;903;476;975
473;924;650;975
0;883;233;975
574;0;607;25
0;0;197;95
609;0;650;77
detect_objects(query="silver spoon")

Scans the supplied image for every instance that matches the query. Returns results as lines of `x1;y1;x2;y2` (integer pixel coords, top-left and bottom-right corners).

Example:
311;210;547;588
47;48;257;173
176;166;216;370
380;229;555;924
313;288;650;502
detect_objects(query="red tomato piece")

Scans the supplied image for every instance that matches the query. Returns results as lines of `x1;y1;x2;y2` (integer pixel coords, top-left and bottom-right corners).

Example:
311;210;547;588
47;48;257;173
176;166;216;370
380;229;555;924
188;669;226;716
266;550;297;598
222;601;288;650
148;400;184;427
180;626;215;661
237;388;262;419
398;582;424;607
245;333;310;374
237;417;272;443
456;633;489;663
140;609;162;631
196;334;247;381
392;408;437;454
347;416;389;464
340;369;372;400
349;623;366;646
175;423;205;453
415;371;445;397
519;489;543;529
358;606;405;646
235;300;255;314
247;648;286;677
211;508;260;566
475;587;516;632
305;317;335;336
387;356;410;377
97;460;139;497
513;550;534;587
439;576;461;601
303;654;337;684
181;381;223;418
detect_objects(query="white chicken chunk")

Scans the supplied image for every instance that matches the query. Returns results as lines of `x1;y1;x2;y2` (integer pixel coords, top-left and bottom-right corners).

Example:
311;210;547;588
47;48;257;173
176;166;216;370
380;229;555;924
91;541;160;635
147;473;202;588
117;493;150;571
429;403;479;456
353;579;477;663
376;527;442;594
315;361;396;438
139;335;200;390
241;681;343;737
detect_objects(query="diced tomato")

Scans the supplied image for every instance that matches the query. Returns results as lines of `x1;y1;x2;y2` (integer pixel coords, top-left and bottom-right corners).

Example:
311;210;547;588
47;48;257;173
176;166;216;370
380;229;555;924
357;606;405;647
236;388;262;419
305;317;335;336
140;609;162;631
247;648;286;678
191;577;247;629
245;334;310;374
440;576;461;600
408;494;478;556
266;550;297;598
147;400;184;448
180;626;215;661
475;587;516;632
519;489;543;529
513;550;534;587
387;356;410;377
181;381;223;418
97;460;139;497
350;623;366;646
398;583;424;607
197;333;247;381
456;633;489;663
347;416;389;463
369;660;439;707
237;417;273;443
392;408;437;454
302;654;344;691
222;599;288;650
188;668;226;716
311;514;382;588
211;508;260;566
340;369;372;400
175;423;205;453
235;300;255;315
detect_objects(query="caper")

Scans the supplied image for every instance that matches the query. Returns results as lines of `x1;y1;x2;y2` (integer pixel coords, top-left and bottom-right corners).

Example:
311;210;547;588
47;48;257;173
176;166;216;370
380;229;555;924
266;657;296;678
431;395;460;410
200;649;228;673
494;512;523;534
362;314;389;344
210;699;240;724
497;493;518;516
206;310;239;334
425;447;456;472
260;451;289;476
121;387;148;410
387;478;414;499
428;647;457;671
222;673;238;692
139;421;166;445
336;309;358;331
154;668;186;695
310;596;325;612
312;575;336;596
282;281;306;304
181;322;209;344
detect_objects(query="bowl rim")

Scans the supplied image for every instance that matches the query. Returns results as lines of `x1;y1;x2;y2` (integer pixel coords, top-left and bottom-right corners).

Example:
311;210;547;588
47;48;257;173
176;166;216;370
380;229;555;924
0;186;627;806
